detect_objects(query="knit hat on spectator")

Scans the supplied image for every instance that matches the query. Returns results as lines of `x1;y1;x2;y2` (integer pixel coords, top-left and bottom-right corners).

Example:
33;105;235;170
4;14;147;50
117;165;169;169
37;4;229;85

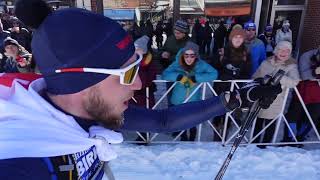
274;41;292;55
183;41;199;57
232;24;243;30
134;35;149;55
265;24;273;32
174;20;189;33
229;27;246;41
14;0;135;95
282;20;290;27
3;37;20;47
244;20;256;30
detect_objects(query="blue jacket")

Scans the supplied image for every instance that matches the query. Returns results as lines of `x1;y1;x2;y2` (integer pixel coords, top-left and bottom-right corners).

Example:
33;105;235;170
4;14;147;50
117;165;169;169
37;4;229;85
162;51;218;105
246;38;266;76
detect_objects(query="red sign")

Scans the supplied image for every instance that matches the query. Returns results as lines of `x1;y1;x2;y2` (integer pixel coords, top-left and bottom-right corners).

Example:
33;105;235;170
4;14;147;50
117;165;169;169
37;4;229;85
205;6;251;16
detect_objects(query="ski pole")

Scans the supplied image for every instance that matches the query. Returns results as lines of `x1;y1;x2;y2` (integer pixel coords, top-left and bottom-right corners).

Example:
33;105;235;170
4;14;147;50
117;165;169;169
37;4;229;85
214;70;285;180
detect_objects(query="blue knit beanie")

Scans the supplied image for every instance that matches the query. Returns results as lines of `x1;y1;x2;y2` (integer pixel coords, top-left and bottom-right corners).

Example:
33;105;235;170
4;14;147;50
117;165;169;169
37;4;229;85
15;0;135;94
174;20;189;33
244;20;256;30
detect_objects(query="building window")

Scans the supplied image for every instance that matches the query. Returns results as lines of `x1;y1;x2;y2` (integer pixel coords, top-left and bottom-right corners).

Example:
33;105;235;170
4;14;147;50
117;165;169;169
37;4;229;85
277;0;305;5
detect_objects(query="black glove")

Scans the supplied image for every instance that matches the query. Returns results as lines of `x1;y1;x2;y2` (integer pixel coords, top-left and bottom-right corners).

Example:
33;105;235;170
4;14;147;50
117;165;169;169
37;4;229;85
176;74;183;81
239;78;282;109
221;91;241;111
222;78;282;111
189;75;196;83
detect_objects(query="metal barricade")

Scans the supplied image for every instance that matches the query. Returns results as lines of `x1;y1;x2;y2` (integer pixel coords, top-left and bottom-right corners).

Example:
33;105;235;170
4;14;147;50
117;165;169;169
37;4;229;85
124;79;320;146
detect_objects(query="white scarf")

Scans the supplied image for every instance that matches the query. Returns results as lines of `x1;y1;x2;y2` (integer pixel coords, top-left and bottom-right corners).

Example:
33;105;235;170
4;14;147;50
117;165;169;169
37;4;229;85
0;77;123;162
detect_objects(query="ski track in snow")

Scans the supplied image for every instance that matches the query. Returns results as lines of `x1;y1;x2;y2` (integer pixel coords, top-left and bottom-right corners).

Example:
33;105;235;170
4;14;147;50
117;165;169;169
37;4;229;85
109;143;320;180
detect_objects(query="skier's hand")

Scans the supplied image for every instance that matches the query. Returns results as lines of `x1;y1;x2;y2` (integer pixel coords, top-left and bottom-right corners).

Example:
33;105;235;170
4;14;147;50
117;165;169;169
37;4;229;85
240;78;282;109
252;83;282;109
221;78;282;111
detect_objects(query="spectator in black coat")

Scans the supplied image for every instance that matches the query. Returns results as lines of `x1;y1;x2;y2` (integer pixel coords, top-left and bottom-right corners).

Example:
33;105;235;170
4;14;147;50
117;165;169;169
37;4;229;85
213;20;227;54
154;21;164;49
200;21;213;57
0;19;10;53
9;19;32;52
258;24;276;57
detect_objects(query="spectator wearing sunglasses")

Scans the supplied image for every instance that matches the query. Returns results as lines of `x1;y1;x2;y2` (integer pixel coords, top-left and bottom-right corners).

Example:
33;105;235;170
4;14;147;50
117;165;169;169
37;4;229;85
244;20;267;75
0;0;283;179
162;42;218;141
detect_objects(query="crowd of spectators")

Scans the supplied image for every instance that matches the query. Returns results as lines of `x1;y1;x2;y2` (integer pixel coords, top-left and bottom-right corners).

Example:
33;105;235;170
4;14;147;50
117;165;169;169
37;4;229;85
2;10;320;146
124;17;320;146
0;12;34;73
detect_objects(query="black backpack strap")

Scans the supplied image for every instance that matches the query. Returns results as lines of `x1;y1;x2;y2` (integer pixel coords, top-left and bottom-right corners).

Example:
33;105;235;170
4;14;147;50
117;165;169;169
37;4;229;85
48;155;76;180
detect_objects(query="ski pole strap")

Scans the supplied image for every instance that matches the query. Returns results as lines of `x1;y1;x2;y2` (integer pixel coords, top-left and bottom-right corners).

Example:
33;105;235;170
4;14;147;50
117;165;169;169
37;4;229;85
103;162;116;180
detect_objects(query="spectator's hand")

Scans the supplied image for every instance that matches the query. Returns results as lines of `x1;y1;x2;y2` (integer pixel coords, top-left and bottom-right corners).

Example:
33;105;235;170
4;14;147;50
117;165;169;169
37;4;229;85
218;48;224;61
179;76;189;84
315;67;320;75
176;74;184;81
189;76;196;83
161;51;170;59
187;76;196;87
16;56;28;67
218;48;224;56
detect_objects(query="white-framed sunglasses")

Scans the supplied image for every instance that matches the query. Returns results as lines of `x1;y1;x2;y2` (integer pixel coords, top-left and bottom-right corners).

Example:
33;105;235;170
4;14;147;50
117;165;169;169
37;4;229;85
55;53;143;85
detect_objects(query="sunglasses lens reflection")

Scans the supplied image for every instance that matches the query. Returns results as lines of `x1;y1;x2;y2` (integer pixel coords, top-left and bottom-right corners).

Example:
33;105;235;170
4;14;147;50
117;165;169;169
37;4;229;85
123;65;139;85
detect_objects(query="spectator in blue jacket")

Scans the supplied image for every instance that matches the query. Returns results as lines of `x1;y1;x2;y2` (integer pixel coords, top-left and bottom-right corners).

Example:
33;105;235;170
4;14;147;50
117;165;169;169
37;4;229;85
162;41;218;140
244;21;266;75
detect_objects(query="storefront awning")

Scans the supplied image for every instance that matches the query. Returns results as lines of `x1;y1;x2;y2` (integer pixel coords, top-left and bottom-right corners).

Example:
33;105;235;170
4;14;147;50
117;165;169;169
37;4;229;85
205;1;252;16
205;6;251;16
104;9;135;20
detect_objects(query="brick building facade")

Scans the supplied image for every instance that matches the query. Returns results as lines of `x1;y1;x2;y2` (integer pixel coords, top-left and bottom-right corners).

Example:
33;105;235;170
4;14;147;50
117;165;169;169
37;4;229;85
300;0;320;53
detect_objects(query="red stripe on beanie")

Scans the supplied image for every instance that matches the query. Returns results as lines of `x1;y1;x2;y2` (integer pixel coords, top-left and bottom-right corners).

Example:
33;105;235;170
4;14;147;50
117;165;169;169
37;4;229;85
116;35;132;50
59;68;84;73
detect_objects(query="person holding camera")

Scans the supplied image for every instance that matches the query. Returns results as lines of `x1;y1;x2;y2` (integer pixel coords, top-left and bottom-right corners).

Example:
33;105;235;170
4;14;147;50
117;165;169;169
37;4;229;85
1;37;33;73
219;27;251;81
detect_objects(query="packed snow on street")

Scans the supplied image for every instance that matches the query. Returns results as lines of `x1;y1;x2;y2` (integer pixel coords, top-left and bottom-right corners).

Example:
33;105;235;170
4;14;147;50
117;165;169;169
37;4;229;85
109;142;320;180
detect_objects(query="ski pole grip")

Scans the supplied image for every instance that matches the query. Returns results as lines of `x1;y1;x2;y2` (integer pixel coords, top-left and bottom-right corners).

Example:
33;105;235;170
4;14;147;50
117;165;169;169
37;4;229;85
270;69;286;86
